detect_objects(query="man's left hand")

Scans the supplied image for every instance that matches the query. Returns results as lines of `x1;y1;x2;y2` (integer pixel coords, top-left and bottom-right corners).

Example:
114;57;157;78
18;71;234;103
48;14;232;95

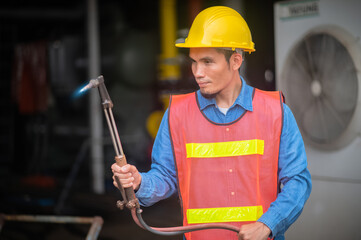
238;222;271;240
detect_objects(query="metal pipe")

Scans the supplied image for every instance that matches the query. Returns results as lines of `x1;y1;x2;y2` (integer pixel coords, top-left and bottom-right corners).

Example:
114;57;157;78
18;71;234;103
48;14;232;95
86;216;104;240
159;0;180;81
102;108;128;203
103;108;120;156
0;214;104;240
87;0;104;194
108;108;125;157
2;215;96;223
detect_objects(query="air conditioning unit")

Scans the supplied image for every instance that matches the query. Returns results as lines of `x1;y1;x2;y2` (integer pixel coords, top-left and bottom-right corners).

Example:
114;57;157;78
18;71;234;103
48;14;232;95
274;0;361;239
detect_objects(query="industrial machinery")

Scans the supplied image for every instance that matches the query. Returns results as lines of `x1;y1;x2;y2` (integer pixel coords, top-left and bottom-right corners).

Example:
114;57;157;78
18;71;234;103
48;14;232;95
80;75;241;236
274;0;361;239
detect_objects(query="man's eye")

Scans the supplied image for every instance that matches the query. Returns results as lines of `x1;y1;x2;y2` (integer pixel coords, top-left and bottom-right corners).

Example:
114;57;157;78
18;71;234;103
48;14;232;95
204;59;214;64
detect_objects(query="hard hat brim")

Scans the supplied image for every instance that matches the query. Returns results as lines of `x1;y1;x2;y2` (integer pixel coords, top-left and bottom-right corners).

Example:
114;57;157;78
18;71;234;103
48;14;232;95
175;42;256;53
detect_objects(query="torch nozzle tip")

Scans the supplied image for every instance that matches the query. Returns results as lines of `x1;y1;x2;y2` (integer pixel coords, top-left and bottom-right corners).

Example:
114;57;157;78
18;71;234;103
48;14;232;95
78;76;103;94
79;85;91;93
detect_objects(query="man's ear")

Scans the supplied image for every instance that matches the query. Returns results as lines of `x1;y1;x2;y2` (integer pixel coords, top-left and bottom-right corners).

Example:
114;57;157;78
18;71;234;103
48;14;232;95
231;53;243;71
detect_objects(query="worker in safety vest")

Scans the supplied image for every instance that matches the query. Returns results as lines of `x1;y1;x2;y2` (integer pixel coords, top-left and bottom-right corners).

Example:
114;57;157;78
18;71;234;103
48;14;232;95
112;6;311;240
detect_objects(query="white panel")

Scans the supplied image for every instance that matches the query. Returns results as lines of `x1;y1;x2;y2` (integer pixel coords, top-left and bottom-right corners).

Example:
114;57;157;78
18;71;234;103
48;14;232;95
306;137;361;181
285;179;361;239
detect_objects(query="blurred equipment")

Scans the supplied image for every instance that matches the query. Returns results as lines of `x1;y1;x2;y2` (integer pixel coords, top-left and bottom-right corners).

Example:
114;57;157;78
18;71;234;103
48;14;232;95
11;41;49;175
12;41;49;114
49;37;84;98
146;94;170;139
274;0;361;239
115;31;157;88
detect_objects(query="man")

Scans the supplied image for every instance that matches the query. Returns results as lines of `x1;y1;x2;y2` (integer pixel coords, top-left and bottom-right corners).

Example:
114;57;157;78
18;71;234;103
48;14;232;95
112;6;311;240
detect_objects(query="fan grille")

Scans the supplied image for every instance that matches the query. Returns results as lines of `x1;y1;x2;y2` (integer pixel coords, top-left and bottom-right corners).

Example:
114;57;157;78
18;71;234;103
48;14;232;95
283;33;358;145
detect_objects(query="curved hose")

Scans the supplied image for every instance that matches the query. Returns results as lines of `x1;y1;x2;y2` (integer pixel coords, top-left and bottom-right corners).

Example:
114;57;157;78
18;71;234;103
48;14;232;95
131;208;240;236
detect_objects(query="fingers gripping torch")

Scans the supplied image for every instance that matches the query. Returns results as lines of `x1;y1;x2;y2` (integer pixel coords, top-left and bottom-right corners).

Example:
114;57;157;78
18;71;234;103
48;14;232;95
81;76;241;236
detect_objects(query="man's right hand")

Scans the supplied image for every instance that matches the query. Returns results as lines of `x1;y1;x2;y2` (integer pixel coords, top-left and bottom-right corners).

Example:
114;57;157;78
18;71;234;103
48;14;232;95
111;163;142;191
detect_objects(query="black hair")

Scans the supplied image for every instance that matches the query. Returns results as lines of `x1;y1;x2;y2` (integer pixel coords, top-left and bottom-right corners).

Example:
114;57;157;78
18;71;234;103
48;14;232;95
215;48;235;64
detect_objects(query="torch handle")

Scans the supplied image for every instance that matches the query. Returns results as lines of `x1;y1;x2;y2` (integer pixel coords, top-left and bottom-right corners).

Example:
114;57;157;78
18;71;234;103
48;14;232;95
115;155;127;167
114;155;138;206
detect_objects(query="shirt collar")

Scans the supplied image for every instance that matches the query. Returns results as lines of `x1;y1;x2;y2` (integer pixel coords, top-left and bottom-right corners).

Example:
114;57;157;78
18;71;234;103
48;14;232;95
196;77;254;112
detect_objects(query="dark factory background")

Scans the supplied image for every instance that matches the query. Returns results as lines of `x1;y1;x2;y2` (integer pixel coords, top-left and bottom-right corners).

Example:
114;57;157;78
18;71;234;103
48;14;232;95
0;0;285;239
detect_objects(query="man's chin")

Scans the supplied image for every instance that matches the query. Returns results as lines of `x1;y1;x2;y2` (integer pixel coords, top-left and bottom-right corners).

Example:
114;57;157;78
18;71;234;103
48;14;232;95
200;91;217;99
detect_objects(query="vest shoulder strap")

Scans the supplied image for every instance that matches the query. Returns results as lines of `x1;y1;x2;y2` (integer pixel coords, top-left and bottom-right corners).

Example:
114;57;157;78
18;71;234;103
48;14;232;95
170;92;197;109
255;89;285;103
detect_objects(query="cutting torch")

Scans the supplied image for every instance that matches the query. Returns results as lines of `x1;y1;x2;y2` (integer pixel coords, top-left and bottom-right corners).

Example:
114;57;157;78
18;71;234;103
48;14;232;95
81;75;241;236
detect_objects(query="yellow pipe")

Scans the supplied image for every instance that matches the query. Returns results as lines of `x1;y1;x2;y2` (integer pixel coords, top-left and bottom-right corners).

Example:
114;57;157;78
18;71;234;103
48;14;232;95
159;0;180;81
147;0;179;139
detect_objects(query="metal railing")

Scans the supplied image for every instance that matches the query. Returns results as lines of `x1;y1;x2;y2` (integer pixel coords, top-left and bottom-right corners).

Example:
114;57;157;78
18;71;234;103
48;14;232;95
0;214;103;240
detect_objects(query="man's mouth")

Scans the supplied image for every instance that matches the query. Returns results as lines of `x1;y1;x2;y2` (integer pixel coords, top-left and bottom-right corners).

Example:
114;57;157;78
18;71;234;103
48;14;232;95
197;81;210;88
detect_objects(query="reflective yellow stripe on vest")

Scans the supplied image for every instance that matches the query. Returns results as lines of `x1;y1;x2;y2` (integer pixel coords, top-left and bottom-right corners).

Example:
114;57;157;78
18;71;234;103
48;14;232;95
187;206;263;224
186;139;264;158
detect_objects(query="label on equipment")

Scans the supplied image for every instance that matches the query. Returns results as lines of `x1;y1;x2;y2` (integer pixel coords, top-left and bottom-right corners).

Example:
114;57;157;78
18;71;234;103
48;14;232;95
278;0;319;20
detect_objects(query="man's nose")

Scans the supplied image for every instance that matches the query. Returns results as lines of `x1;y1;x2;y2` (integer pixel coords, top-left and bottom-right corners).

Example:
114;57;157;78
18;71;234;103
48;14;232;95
193;64;205;78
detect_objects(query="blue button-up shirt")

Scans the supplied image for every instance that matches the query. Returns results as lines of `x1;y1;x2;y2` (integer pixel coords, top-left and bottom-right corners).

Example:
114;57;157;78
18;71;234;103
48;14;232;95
136;78;312;239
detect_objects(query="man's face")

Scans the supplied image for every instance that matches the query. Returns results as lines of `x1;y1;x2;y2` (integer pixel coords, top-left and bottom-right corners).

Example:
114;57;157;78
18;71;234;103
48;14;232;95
189;48;234;98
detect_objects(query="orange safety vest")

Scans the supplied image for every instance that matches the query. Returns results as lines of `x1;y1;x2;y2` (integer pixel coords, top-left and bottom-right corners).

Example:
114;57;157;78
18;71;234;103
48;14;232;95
168;89;284;240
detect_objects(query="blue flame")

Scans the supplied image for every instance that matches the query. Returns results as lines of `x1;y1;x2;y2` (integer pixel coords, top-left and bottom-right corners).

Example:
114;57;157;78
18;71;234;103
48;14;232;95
71;82;91;100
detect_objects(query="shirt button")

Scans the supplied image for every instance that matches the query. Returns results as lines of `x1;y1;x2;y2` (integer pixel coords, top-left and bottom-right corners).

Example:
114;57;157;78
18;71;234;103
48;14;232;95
229;169;233;173
226;128;229;131
231;192;235;196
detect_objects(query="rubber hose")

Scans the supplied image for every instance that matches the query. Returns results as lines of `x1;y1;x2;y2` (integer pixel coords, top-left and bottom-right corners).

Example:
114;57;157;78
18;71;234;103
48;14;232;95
132;208;240;236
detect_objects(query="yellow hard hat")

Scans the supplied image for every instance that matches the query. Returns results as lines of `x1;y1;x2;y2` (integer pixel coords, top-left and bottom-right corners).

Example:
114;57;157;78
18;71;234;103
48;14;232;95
176;6;255;53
